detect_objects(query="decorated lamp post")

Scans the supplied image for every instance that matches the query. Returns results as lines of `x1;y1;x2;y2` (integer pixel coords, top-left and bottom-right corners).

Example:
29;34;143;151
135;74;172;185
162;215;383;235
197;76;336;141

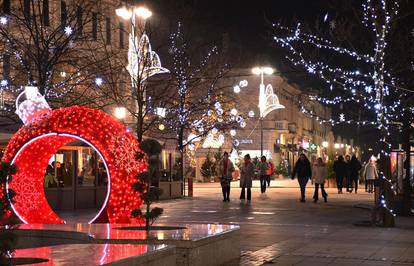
252;67;285;157
116;3;169;140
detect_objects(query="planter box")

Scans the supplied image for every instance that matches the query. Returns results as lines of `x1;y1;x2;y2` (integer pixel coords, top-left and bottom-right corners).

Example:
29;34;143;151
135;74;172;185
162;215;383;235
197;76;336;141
18;223;240;266
159;181;183;200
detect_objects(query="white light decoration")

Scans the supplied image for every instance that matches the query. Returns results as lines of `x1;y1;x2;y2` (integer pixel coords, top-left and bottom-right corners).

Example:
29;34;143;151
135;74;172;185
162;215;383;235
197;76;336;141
0;16;8;25
158;124;165;131
134;7;152;20
322;141;329;148
95;77;103;86
239;80;248;88
0;79;8;87
60;72;67;78
339;113;345;122
115;6;132;20
233;139;240;147
248;110;255;118
64;26;73;36
214;102;222;109
127;32;169;87
334;143;340;149
156;107;166;117
216;108;224;115
230;108;238;116
114;107;126;120
240;121;247;128
218;134;225;143
202;133;224;149
211;127;218;134
230;129;237;136
259;84;285;118
233;85;241;94
15;86;51;125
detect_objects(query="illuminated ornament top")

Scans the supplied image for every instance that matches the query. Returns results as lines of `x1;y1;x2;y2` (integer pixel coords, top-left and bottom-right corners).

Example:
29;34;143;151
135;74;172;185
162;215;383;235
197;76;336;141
127;31;169;86
259;84;285;118
15;86;51;125
202;133;225;149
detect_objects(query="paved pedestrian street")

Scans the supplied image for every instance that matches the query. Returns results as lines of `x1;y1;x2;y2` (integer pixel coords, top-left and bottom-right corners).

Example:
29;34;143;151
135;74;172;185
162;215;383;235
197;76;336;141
153;180;414;266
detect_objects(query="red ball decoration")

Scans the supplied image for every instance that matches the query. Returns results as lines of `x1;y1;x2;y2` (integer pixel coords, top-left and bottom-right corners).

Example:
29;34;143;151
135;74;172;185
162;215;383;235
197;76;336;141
2;106;145;224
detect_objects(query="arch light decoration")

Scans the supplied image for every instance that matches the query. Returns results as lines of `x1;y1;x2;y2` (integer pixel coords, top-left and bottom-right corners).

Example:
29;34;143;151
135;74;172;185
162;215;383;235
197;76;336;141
2;106;145;224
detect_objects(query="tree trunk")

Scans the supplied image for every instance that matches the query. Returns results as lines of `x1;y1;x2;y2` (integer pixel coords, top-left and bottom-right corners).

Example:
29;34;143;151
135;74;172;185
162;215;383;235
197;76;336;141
402;110;412;216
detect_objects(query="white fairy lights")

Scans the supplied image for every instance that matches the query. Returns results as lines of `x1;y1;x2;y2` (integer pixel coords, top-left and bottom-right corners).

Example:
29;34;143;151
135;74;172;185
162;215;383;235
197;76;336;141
273;0;402;220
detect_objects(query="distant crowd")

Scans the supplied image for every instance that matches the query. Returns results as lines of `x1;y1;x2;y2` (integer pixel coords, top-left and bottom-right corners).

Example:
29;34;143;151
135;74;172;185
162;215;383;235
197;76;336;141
216;151;378;204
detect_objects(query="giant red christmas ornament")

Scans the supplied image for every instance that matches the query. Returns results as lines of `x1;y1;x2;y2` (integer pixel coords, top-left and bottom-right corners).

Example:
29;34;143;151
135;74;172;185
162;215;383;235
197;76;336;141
2;106;145;224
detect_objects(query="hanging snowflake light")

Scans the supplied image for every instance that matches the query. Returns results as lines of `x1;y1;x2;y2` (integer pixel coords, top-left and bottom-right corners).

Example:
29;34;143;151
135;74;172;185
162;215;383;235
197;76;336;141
1;79;8;87
248;110;255;118
230;129;237;136
0;16;8;25
233;85;241;94
64;26;73;36
95;77;103;86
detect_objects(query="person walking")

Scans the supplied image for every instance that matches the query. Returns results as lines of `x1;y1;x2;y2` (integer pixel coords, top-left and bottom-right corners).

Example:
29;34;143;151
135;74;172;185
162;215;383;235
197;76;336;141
349;155;362;193
217;151;235;202
312;157;328;203
364;159;378;193
345;155;352;192
240;154;254;203
267;160;274;187
291;154;312;202
333;155;347;194
257;156;270;193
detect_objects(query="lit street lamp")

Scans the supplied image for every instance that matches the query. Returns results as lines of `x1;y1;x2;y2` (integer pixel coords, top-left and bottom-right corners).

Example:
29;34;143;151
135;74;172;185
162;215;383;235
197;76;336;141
252;66;285;157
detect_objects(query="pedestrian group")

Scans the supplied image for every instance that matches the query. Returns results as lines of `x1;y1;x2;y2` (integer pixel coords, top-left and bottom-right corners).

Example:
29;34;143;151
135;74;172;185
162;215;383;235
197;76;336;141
217;151;377;203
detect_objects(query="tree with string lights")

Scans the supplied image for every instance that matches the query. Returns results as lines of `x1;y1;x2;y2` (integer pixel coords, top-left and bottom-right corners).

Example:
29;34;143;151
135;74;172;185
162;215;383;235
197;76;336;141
156;22;241;189
272;0;413;226
0;1;117;126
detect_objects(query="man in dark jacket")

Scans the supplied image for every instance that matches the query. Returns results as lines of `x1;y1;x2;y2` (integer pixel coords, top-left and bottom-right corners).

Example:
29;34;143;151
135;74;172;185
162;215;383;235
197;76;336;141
333;155;347;194
291;154;312;202
349;155;362;193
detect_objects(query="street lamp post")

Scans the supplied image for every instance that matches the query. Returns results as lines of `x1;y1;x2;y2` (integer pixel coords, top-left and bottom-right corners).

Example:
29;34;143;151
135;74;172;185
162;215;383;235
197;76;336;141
252;66;285;157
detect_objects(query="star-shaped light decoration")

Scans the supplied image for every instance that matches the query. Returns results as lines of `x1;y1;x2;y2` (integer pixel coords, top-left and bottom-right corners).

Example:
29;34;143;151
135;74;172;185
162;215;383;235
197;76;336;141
339;113;345;122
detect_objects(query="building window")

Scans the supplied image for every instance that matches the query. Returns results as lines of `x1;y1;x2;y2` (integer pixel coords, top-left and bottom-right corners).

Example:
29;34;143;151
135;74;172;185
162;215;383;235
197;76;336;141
92;12;98;41
3;55;10;79
61;0;67;27
43;0;49;26
119;22;124;48
76;6;83;36
105;17;111;44
23;0;30;21
3;0;10;14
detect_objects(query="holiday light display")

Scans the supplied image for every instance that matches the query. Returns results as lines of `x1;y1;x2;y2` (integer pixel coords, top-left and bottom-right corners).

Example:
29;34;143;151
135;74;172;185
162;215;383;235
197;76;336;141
2;106;145;224
272;0;402;222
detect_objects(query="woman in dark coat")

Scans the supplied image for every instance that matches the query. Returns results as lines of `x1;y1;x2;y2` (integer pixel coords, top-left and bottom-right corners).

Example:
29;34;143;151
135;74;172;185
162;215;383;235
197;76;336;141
333;155;347;194
291;154;312;202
